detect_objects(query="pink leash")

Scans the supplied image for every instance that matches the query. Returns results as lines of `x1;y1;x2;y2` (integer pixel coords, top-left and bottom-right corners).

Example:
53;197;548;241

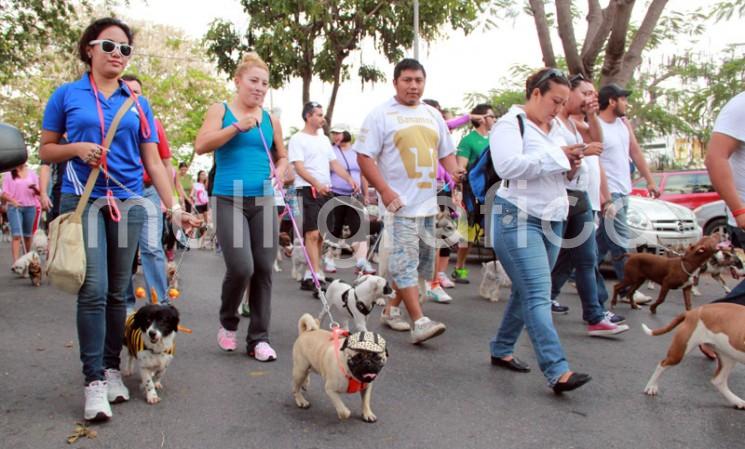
256;125;325;296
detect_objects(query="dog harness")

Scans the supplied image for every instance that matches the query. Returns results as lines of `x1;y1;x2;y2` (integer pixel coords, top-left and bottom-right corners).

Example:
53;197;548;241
124;313;175;358
340;286;372;317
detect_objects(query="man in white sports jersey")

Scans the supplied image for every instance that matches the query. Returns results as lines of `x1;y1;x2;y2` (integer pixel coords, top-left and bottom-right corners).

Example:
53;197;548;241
356;58;464;344
596;84;659;304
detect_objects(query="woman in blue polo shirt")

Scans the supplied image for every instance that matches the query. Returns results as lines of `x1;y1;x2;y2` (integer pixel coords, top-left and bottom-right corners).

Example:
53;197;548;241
195;52;288;363
39;17;199;422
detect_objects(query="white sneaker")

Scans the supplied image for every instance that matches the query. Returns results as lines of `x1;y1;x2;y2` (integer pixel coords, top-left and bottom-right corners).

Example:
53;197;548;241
323;257;337;273
411;317;446;344
437;272;455;289
380;306;411;331
104;368;130;403
429;285;452;303
626;291;653;305
84;380;112;421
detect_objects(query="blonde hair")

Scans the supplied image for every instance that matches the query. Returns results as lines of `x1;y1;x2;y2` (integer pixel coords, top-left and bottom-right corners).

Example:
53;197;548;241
234;52;269;79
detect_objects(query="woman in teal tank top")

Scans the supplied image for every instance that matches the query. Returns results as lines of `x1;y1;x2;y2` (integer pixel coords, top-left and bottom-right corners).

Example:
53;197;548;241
195;52;288;361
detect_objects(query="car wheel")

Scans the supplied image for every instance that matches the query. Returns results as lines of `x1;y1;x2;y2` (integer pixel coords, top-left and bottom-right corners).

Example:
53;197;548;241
704;217;730;240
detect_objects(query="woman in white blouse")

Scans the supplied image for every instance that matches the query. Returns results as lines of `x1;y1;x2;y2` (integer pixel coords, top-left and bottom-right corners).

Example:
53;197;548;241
487;68;591;394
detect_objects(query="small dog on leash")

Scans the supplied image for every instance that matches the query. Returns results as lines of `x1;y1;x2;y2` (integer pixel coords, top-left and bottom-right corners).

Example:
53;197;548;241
198;223;216;250
479;260;511;302
291;239;308;281
325;275;392;332
124;304;180;404
166;261;178;290
11;250;41;279
274;232;293;272
642;303;745;409
1;222;10;242
690;246;741;296
292;313;388;422
31;230;48;257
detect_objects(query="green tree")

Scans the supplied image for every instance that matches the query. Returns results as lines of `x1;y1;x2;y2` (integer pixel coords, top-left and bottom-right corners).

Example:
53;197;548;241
203;0;489;125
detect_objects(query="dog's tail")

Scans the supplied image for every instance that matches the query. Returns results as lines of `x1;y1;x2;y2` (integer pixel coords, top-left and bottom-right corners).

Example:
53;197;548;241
641;312;687;336
298;313;320;335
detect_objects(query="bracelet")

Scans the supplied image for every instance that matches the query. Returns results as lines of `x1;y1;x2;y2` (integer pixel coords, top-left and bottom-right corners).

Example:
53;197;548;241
231;122;246;133
733;207;745;218
168;204;182;215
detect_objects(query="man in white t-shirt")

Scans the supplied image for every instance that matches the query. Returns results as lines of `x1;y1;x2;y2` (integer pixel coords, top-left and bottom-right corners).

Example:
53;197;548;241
705;91;745;299
596;84;659;305
356;58;464;344
289;102;359;292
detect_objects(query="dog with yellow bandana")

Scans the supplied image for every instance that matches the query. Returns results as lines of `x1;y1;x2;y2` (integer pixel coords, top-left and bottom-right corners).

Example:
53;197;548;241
292;314;388;422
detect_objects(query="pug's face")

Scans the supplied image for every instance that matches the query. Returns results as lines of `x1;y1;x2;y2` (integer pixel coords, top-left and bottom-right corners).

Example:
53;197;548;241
345;348;387;383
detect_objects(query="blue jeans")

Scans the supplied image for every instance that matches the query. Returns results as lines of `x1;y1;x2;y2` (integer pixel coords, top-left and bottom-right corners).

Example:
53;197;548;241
550;193;605;324
489;196;570;385
596;192;629;280
125;186;168;307
60;194;146;384
7;205;36;237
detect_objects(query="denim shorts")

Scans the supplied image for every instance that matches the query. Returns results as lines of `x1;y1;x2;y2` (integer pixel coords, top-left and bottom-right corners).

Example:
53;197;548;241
7;205;36;237
386;215;436;289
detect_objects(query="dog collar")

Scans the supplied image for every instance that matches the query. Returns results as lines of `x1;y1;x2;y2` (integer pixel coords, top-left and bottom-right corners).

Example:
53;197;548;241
680;259;697;277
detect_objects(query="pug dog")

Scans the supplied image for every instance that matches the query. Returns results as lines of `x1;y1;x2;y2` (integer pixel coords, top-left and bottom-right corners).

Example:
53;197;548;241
326;275;392;332
292;313;388;422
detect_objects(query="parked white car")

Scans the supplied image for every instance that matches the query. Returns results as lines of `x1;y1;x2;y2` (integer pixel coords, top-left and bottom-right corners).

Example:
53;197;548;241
694;199;729;238
625;196;703;254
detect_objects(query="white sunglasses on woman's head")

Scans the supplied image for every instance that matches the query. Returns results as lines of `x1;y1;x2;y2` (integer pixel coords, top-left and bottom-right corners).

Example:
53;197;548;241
89;39;133;57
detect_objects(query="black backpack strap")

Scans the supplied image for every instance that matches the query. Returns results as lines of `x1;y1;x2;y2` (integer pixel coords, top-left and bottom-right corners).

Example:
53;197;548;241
517;114;525;136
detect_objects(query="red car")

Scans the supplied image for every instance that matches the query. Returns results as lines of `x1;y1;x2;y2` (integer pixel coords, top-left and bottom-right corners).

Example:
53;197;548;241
631;170;720;210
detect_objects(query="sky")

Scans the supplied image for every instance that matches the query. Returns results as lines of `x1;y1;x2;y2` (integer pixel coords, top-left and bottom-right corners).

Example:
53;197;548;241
123;0;742;138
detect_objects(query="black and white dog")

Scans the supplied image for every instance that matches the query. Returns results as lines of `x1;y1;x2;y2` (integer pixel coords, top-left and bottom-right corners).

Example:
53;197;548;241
325;275;393;332
124;304;180;404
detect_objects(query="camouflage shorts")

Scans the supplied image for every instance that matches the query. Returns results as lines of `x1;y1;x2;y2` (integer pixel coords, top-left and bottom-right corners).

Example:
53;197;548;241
385;215;436;289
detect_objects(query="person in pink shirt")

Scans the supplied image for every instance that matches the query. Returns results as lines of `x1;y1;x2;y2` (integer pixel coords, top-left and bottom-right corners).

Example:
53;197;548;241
1;162;40;263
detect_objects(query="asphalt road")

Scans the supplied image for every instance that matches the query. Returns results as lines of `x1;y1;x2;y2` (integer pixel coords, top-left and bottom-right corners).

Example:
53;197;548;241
1;243;743;449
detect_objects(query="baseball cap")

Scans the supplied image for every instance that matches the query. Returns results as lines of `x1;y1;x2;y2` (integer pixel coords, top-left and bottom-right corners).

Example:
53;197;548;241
329;123;351;133
598;83;632;106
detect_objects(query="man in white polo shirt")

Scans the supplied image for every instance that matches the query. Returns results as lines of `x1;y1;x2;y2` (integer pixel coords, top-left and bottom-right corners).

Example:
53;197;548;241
356;58;464;345
705;91;745;299
596;84;659;304
289;102;359;292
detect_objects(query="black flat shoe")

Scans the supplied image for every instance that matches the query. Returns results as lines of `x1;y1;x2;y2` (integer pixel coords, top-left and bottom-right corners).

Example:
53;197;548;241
491;356;531;373
552;372;592;394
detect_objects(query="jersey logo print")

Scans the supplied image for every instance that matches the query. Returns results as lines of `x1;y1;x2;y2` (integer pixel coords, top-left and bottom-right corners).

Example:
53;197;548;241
393;125;439;188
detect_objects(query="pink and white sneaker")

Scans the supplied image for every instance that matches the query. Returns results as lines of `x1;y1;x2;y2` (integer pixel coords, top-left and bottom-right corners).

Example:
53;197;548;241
437;272;455;289
217;327;237;351
250;342;277;362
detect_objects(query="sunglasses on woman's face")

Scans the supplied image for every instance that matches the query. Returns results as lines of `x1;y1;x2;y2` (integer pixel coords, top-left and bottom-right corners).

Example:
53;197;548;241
89;39;133;57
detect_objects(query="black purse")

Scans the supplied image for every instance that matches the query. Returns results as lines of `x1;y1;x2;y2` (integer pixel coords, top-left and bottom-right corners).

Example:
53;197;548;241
566;189;590;218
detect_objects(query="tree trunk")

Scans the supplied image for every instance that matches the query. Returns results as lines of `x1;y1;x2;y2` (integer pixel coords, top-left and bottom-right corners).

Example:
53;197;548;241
600;0;635;86
581;0;618;78
528;0;556;68
614;0;670;86
325;56;345;130
555;0;583;75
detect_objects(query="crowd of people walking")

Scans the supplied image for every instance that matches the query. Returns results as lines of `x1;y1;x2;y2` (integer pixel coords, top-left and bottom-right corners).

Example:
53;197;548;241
3;15;745;423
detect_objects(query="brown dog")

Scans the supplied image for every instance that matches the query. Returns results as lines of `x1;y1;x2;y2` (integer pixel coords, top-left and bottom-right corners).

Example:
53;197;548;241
642;303;745;409
611;234;721;313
